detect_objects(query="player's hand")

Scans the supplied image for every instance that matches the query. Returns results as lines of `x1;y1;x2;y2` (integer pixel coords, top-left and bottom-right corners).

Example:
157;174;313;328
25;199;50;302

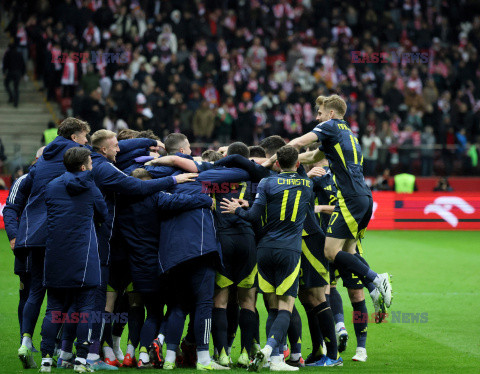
9;238;16;251
157;140;165;149
150;151;160;158
220;198;241;214
149;157;167;165
174;173;198;184
234;198;249;208
314;205;322;214
308;167;326;178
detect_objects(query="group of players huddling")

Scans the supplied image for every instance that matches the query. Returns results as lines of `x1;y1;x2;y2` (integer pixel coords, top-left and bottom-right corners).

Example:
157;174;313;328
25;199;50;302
4;94;392;373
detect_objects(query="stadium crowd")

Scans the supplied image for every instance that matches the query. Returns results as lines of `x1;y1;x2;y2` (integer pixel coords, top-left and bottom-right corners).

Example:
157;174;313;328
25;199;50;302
3;0;480;178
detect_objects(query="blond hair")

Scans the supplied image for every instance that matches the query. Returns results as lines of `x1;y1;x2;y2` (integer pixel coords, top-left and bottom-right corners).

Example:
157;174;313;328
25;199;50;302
315;95;327;108
91;130;117;151
323;95;347;117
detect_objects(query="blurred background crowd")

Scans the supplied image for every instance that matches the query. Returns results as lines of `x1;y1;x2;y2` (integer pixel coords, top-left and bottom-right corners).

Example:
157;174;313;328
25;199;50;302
2;0;480;181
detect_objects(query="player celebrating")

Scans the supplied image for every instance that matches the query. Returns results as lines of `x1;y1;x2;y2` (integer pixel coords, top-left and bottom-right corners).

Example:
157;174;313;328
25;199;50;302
287;95;393;312
221;145;317;371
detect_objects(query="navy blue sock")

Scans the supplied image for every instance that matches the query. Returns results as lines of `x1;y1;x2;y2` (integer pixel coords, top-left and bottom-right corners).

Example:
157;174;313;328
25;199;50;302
354;254;376;293
288;306;302;354
266;308;278;338
239;309;256;353
254;309;260;346
227;302;239;349
212;307;228;354
334;251;377;282
329;287;344;324
184;313;195;344
266;310;291;351
314;302;338;360
128;306;145;348
103;317;113;347
352;300;368;348
304;303;322;357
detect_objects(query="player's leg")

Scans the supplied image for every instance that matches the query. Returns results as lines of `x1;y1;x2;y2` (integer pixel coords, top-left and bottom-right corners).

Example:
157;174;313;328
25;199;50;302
39;288;67;372
351;241;387;323
112;292;128;361
212;287;230;365
19;247;46;369
328;285;348;351
73;286;96;372
348;288;368;362
86;265;117;370
57;304;78;369
123;290;144;367
190;254;229;370
138;292;163;368
102;287;119;366
250;249;301;372
18;272;30;344
237;286;257;367
324;197;392;307
226;292;240;355
235;232;258;367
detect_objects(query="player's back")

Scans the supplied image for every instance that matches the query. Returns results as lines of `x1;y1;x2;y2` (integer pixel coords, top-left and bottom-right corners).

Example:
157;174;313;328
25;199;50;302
258;172;313;252
312;119;371;197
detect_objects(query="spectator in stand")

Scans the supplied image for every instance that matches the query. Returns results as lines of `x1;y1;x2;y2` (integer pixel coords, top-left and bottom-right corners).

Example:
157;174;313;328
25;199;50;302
421;126;436;176
193;101;215;142
433;177;454;192
3;42;26;108
362;126;382;177
6;0;480;178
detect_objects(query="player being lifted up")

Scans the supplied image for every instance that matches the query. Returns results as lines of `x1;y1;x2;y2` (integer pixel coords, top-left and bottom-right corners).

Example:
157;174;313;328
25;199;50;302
287;95;393;310
221;146;329;371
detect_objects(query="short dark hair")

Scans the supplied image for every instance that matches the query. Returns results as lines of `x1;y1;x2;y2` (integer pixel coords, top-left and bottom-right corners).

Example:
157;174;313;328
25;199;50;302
63;147;91;172
164;133;188;154
137;129;160;141
117;129;140;140
227;142;249;158
248;146;266;158
276;145;299;170
202;150;222;162
259;135;286;157
131;168;152;179
58;117;91;140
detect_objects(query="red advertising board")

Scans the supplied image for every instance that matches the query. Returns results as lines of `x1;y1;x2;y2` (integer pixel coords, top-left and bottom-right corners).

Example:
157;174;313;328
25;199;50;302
370;192;480;230
1;190;479;231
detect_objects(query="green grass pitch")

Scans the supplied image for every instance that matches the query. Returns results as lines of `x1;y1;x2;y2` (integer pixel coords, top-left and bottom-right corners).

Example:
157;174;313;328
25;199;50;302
1;229;480;373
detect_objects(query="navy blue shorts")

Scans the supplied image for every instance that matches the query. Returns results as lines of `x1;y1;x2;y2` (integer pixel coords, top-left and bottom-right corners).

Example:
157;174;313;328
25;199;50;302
326;194;373;240
257;247;300;298
300;233;329;289
216;232;257;289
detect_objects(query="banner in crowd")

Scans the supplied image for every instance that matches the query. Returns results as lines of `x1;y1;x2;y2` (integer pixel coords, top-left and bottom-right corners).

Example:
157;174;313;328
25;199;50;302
1;190;479;231
370;192;480;230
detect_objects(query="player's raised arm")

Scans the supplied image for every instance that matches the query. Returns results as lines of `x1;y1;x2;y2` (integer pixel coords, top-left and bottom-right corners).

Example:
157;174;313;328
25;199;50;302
288;132;319;150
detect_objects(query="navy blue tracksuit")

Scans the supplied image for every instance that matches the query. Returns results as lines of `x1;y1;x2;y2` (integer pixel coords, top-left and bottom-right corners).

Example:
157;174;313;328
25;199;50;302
160;165;250;353
116;189;213;351
88;151;178;350
40;170;108;359
3;173;32;340
14;136;85;337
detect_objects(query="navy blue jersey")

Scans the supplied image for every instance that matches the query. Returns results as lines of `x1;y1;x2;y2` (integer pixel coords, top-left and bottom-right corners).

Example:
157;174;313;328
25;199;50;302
312;119;371;197
236;172;313;252
312;168;338;233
